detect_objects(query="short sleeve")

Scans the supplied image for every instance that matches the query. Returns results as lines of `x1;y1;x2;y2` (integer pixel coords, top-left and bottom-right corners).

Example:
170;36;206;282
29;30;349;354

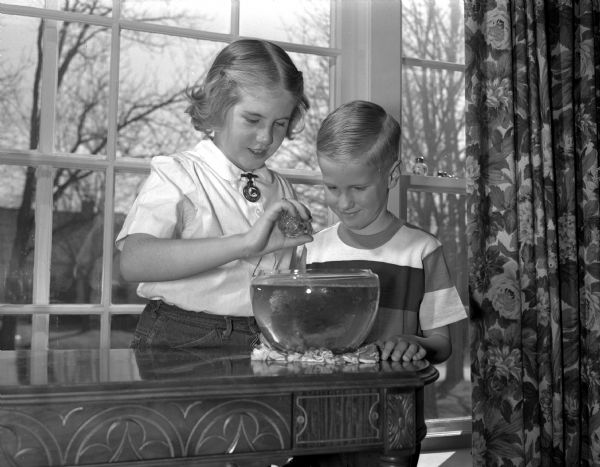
419;244;467;329
115;157;188;250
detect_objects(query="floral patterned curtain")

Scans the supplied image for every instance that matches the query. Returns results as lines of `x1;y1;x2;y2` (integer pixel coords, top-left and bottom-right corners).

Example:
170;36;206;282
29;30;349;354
465;0;600;465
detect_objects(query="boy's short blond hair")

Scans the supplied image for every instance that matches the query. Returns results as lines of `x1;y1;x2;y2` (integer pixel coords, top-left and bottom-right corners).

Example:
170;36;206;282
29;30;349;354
316;100;400;171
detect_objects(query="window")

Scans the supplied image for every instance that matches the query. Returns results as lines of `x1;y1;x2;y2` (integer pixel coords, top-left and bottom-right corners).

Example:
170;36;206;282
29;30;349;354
400;0;470;446
0;0;468;446
0;0;335;350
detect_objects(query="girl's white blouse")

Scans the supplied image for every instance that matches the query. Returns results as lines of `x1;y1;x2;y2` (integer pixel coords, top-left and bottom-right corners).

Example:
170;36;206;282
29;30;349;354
116;139;297;316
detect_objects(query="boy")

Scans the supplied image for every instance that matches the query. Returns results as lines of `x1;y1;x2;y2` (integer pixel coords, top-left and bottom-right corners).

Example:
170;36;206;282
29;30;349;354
293;100;467;467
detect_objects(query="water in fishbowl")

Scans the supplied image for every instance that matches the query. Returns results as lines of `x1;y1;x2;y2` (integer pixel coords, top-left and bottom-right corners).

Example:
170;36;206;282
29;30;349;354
251;281;379;353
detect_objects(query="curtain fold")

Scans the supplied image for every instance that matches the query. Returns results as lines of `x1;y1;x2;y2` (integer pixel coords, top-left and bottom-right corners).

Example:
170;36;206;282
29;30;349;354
465;0;599;465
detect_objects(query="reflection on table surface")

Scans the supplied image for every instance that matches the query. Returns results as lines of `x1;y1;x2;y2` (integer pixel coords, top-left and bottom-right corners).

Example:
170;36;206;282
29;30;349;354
0;347;434;389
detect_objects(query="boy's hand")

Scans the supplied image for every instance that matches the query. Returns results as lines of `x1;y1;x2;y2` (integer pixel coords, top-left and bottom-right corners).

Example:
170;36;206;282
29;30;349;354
376;336;427;362
244;198;313;256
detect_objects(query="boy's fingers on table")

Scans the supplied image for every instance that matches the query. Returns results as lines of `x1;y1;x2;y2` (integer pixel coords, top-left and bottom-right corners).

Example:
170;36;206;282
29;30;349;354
378;339;426;363
413;345;427;361
379;360;405;372
377;339;407;361
400;342;421;362
391;343;411;362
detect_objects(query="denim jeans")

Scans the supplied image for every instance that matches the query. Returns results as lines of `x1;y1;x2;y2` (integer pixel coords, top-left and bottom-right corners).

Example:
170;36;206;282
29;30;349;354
130;300;261;350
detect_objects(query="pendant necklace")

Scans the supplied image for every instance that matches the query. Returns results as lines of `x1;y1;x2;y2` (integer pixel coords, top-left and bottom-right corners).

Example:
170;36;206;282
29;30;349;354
241;173;261;202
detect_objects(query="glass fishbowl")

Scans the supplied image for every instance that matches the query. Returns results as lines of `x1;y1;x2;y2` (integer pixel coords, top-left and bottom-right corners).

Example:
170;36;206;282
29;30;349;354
250;269;380;353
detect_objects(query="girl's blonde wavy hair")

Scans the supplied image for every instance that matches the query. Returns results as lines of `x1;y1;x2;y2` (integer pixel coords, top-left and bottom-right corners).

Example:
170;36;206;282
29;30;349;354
185;39;309;139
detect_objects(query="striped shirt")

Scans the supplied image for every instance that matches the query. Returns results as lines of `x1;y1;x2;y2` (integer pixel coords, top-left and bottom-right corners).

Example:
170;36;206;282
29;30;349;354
305;218;467;341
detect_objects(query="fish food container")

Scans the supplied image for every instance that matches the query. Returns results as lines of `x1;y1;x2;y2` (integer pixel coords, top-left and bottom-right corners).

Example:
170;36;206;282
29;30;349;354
250;269;380;354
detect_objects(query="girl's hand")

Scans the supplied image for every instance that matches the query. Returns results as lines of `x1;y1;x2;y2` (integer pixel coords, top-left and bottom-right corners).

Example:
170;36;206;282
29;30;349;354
376;336;427;362
243;198;313;257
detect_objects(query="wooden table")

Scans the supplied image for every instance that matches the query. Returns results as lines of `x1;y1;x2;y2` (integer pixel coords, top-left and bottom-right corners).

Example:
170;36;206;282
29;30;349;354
0;347;438;467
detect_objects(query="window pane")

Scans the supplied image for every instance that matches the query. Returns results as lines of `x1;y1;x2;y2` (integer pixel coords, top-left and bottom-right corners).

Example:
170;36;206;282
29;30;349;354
55;22;111;156
240;0;331;48
51;169;105;304
72;212;105;304
0;15;40;150
121;0;231;33
1;165;35;305
112;171;147;304
0;315;32;350
402;66;465;177
118;33;225;159
402;0;464;64
49;314;100;349
58;1;113;14
407;191;470;420
110;314;138;348
269;52;331;172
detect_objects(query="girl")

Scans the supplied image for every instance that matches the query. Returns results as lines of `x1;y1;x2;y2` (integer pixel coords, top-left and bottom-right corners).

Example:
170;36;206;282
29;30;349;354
117;39;313;350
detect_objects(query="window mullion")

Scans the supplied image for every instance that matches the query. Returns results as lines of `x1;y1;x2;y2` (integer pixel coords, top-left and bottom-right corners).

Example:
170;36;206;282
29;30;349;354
230;0;240;38
31;166;53;350
98;0;122;350
338;0;371;103
331;0;341;107
31;0;60;351
101;165;116;350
